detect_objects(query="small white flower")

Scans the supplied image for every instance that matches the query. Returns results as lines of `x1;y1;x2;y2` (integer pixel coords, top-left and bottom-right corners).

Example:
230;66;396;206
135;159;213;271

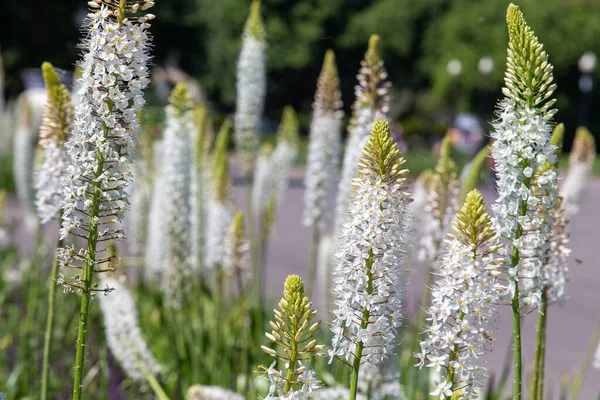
431;379;453;400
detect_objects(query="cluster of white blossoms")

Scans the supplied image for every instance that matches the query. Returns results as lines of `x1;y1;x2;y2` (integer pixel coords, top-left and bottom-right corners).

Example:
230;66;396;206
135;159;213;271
263;361;321;400
35;63;72;224
234;0;266;170
561;127;596;219
416;190;502;399
334;34;390;237
490;102;557;308
303;50;343;229
329;119;411;367
57;4;152;287
187;384;244;400
161;84;194;306
98;277;160;382
490;3;558;310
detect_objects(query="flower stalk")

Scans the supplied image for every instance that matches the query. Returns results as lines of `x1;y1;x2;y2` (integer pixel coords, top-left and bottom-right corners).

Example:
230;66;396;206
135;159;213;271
56;1;153;397
328;119;411;400
38;61;73;400
491;5;558;399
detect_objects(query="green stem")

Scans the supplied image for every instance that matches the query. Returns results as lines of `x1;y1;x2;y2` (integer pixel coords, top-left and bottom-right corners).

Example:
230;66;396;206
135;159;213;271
72;150;104;400
532;290;548;400
138;360;170;400
41;231;64;400
283;330;298;394
306;225;320;300
510;196;528;400
245;170;260;307
447;310;466;385
349;251;373;400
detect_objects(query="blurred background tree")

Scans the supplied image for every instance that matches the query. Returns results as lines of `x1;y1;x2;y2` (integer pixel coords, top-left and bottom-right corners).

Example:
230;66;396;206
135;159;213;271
1;0;599;147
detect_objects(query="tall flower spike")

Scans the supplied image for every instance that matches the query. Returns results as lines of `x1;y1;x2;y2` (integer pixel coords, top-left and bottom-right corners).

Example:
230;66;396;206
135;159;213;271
490;3;558;309
418;136;459;264
416;190;502;400
561;126;596;218
205;122;235;270
303;50;343;229
234;0;266;171
329;119;411;373
35;62;72;223
260;275;324;398
334;35;391;238
161;84;194;307
99;276;160;383
56;3;153;396
491;6;558;398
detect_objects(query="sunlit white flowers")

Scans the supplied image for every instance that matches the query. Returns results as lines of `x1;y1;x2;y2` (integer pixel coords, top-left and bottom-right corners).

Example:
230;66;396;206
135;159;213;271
329;119;411;368
416;190;502;399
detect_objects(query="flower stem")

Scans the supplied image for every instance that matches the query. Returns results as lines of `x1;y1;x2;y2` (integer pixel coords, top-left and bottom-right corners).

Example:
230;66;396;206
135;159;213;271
349;251;373;400
138;360;170;400
531;290;547;400
306;225;320;299
41;231;64;400
72;150;104;400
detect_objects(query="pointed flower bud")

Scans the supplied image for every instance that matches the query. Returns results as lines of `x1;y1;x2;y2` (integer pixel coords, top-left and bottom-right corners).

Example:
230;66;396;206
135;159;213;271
260;275;323;398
